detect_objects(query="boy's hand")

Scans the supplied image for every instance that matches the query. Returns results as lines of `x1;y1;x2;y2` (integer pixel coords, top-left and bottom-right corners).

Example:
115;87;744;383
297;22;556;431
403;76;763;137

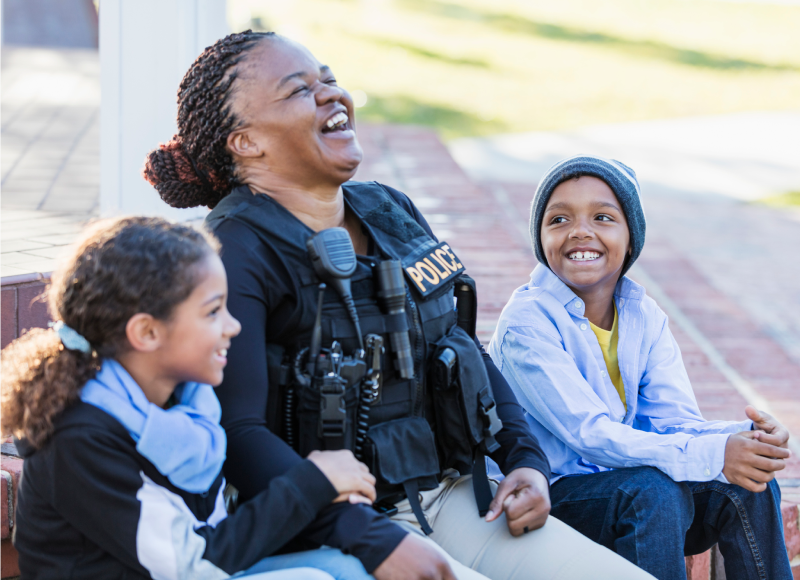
746;405;790;449
722;430;790;492
485;467;550;536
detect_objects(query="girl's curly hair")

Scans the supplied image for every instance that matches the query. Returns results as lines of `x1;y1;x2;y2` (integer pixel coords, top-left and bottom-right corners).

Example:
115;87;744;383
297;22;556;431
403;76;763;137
142;30;275;209
1;216;219;449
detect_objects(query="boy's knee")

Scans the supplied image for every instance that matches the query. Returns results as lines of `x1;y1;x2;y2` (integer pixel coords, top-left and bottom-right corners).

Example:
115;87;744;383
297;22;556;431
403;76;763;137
620;467;693;514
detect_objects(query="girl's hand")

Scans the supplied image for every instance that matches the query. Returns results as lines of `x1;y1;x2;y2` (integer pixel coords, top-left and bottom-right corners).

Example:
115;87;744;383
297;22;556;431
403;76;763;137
307;450;377;505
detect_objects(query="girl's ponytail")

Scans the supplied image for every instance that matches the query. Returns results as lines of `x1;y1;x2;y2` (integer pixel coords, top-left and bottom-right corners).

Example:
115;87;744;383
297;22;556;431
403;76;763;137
1;328;98;448
1;216;219;449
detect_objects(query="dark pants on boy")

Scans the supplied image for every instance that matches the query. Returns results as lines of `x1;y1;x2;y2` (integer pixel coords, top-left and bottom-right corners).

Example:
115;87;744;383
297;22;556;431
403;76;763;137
549;466;792;580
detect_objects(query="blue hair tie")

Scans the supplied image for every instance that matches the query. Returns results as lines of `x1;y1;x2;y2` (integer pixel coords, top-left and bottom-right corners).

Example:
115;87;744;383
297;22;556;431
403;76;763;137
50;321;92;354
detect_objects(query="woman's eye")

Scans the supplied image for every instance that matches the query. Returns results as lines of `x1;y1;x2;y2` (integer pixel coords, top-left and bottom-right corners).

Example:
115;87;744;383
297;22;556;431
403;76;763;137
290;86;308;96
209;306;221;316
323;78;338;85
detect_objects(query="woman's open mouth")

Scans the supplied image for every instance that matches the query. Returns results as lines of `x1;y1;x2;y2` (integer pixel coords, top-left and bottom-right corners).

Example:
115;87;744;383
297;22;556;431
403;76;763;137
321;112;350;134
568;251;601;262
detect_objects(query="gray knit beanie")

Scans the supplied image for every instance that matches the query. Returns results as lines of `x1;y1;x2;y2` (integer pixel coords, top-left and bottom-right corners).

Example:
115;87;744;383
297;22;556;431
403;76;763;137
529;155;646;276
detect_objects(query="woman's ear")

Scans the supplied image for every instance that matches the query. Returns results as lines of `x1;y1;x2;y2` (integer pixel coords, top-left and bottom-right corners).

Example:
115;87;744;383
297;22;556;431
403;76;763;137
125;313;163;353
227;129;262;159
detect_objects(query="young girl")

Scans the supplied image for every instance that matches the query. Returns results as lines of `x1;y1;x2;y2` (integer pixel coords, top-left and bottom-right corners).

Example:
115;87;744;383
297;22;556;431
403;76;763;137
1;217;376;580
489;155;793;580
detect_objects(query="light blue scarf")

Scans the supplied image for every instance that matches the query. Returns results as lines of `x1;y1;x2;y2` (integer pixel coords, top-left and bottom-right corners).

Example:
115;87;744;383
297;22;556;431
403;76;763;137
81;359;226;493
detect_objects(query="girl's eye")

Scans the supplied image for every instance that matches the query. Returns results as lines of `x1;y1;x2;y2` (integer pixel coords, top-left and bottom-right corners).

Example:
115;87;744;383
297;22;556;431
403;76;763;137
209;306;221;316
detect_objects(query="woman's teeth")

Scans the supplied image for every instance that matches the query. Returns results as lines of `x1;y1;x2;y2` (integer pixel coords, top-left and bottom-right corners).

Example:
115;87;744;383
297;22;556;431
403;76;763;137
217;349;227;357
325;112;348;131
569;251;600;261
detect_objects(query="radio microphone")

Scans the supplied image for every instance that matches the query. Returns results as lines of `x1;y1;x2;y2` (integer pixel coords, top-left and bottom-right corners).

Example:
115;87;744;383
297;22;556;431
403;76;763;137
306;228;364;350
377;260;415;379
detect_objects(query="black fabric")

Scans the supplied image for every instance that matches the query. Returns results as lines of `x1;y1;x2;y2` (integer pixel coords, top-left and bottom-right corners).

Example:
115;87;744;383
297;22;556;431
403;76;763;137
365;417;440;485
13;402;338;579
210;181;550;571
472;449;493;517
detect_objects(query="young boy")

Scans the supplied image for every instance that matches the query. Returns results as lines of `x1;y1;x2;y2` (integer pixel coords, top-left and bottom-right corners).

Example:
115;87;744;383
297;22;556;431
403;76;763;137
489;155;793;580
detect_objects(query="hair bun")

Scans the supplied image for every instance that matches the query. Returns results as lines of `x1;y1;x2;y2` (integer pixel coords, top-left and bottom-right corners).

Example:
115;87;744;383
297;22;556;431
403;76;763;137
142;136;223;208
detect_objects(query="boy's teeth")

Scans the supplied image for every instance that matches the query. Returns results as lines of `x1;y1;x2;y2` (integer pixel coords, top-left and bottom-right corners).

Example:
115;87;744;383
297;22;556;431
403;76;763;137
569;251;600;261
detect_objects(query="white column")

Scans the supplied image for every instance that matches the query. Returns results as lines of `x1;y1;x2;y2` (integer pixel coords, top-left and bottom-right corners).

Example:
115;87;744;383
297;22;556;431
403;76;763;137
99;0;228;219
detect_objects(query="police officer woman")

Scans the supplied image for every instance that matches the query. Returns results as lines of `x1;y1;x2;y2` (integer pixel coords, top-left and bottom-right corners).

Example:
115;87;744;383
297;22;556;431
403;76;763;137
144;31;652;580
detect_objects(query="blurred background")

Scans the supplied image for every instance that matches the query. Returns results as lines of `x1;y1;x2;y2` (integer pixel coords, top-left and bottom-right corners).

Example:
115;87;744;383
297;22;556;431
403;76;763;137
1;2;800;578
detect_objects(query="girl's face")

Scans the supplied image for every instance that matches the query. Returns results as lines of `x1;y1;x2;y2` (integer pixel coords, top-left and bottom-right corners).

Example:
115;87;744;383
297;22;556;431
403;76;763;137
541;176;631;294
156;253;241;389
229;36;362;189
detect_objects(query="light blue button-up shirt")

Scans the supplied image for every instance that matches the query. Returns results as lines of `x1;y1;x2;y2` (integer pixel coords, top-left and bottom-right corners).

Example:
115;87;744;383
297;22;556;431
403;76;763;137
489;264;752;483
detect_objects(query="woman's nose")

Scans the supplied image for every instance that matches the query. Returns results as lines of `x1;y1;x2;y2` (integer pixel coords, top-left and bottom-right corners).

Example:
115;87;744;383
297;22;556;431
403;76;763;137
315;83;344;106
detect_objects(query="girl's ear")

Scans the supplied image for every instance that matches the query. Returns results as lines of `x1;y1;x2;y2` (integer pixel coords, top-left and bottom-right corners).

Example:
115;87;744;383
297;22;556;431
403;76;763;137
125;313;163;353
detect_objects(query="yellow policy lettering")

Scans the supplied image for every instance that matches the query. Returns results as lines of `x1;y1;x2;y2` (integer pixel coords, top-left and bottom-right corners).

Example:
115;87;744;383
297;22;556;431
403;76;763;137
434;249;457;272
441;245;463;269
416;261;440;285
423;257;449;279
405;266;427;292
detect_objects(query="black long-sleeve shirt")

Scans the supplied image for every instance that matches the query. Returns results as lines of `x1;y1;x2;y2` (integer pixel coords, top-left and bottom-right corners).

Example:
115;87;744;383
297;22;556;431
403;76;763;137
213;183;551;572
14;402;339;579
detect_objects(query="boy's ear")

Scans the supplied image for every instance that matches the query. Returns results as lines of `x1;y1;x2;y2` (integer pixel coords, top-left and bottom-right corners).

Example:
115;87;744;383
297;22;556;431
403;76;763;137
125;313;164;353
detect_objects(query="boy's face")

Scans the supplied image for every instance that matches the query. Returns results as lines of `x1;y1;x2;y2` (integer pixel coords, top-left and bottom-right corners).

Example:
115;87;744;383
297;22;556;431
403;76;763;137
541;176;631;294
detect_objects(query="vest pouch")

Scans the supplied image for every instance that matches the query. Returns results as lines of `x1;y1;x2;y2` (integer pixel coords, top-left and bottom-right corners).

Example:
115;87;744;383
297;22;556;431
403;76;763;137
428;325;502;475
295;377;360;455
364;417;440;491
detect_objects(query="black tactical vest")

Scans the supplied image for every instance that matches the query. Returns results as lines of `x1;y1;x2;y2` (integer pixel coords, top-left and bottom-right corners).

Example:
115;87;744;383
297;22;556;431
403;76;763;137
208;182;501;532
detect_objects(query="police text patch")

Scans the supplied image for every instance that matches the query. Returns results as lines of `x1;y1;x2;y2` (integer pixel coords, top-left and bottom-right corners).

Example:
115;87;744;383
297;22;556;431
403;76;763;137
401;241;466;297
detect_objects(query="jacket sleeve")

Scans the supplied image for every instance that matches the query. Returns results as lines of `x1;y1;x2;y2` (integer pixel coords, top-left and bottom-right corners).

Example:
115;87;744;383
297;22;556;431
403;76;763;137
214;221;408;573
495;323;739;482
479;343;551;480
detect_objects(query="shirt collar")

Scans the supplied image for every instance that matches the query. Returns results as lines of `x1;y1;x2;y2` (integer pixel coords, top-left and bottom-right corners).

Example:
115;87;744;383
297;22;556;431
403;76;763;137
530;263;646;306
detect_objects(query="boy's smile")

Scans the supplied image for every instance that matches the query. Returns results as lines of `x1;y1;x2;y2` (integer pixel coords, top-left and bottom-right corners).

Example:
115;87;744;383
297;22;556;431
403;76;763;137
541;176;631;301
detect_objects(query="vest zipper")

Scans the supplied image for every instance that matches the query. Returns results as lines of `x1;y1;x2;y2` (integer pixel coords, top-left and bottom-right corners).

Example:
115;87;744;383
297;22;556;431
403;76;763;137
406;290;425;416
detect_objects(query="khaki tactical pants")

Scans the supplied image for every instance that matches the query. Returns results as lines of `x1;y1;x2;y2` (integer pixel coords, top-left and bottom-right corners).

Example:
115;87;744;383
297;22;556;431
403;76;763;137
391;474;655;580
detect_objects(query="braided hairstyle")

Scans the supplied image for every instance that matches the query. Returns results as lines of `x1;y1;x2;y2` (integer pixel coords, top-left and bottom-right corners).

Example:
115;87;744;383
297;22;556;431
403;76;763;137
1;217;220;448
143;30;275;209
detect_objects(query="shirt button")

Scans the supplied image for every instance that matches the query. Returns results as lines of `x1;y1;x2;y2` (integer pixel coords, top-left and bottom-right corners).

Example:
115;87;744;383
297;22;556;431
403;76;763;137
704;466;711;477
600;370;606;377
620;417;624;423
580;323;588;331
620;298;625;305
574;301;582;309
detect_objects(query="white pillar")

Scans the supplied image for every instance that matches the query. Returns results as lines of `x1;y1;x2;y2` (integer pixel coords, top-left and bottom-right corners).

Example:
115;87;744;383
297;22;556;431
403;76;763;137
99;0;228;219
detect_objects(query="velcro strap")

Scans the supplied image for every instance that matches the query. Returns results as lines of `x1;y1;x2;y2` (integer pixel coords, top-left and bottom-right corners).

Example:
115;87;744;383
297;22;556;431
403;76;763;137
403;480;434;535
472;448;493;517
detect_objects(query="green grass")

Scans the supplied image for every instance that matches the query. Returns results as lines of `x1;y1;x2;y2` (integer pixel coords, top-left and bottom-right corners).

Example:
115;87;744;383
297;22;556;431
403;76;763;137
230;0;800;139
755;191;800;208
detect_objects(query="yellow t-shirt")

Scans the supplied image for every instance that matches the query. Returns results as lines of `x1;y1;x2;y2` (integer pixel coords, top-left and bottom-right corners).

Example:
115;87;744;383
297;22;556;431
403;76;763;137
589;305;626;412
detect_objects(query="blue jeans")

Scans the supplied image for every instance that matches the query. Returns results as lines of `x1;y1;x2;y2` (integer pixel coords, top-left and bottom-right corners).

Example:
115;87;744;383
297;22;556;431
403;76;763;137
236;547;373;579
549;466;792;580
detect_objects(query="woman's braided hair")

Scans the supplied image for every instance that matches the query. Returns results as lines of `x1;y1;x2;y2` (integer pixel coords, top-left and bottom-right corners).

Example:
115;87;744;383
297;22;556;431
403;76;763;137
143;30;275;209
1;217;219;448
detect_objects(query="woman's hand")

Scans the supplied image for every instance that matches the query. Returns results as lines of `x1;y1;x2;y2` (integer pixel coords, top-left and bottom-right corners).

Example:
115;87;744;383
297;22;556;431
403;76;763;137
307;450;377;505
722;430;790;492
485;467;551;536
373;534;456;580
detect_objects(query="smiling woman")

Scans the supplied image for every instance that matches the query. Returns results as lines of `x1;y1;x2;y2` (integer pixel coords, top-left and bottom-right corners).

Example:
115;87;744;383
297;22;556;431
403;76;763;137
141;31;655;580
